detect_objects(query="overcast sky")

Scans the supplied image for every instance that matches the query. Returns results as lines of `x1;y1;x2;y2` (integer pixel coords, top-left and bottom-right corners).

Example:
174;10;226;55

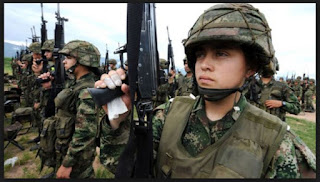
4;3;316;79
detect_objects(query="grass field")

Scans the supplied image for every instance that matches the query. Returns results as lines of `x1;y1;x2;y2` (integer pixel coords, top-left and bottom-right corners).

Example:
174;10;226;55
4;57;13;75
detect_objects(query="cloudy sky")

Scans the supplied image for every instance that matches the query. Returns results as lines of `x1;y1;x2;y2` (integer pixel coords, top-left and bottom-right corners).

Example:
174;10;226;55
4;3;316;79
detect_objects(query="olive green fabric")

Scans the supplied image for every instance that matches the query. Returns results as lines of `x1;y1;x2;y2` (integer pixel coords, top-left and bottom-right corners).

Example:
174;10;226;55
156;96;287;178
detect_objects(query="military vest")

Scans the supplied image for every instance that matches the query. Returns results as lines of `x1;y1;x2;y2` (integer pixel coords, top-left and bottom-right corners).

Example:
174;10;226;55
254;80;287;121
156;96;287;178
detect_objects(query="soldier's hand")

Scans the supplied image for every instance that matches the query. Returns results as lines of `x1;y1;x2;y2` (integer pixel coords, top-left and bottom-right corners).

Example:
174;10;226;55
265;100;283;108
38;72;54;89
56;165;72;179
94;68;131;129
34;102;40;110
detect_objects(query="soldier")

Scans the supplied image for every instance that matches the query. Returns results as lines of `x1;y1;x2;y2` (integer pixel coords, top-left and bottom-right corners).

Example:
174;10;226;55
41;39;56;71
279;77;285;84
301;77;309;110
38;40;100;178
175;57;198;97
152;58;170;108
19;53;33;106
246;57;301;122
11;57;18;79
292;79;303;102
95;3;315;178
108;59;117;71
304;78;315;112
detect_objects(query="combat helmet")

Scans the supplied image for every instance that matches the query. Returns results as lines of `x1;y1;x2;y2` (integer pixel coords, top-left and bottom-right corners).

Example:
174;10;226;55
309;78;315;83
41;39;54;52
184;3;275;75
59;40;101;68
183;57;188;64
108;59;117;65
124;60;128;66
159;58;169;69
29;42;41;54
22;53;33;63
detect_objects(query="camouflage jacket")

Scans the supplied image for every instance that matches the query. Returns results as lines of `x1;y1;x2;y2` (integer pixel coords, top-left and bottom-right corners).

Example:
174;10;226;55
152;95;315;178
61;72;98;168
305;84;316;97
175;74;198;97
292;84;303;99
249;77;301;121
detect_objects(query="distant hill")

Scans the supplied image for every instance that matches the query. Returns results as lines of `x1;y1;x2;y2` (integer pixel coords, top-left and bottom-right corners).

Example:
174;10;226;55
4;42;24;58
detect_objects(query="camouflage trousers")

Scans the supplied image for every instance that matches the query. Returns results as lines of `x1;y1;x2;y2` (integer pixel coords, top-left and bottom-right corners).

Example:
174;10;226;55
304;95;314;112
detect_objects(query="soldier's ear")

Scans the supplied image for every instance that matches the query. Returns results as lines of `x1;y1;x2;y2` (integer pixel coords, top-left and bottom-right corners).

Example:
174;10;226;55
245;69;255;78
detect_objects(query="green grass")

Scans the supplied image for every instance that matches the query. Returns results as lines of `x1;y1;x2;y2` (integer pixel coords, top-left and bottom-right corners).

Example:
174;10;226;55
95;167;114;178
19;152;32;165
4;57;13;75
4;164;13;173
286;116;316;154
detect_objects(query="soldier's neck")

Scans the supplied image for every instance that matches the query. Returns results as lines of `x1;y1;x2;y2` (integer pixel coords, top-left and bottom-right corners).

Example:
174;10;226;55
261;77;272;84
204;91;240;121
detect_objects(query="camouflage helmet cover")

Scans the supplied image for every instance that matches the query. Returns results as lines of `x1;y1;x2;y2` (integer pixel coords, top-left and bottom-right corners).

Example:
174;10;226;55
159;58;169;69
296;76;302;80
108;59;117;65
41;39;54;52
309;78;315;83
22;53;33;62
184;3;275;74
29;42;41;54
59;40;101;68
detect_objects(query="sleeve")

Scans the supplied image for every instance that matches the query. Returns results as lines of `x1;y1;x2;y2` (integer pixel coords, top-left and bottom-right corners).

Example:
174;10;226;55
62;89;97;167
282;85;301;114
152;101;172;161
265;131;316;178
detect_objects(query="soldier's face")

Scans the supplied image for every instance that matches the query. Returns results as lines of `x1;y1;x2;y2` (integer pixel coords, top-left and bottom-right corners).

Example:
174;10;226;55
195;43;253;89
32;59;43;73
32;53;42;60
184;63;191;73
44;51;53;59
63;55;77;70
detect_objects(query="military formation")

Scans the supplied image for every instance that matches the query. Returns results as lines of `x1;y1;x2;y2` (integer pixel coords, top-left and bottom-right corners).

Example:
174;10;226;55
4;3;316;179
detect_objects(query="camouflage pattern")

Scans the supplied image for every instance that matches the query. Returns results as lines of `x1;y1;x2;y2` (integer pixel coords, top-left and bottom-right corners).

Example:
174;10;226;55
249;77;300;121
99;114;130;174
152;95;315;178
59;40;101;68
22;53;33;62
184;3;275;75
41;39;55;52
56;72;98;178
175;75;198;97
304;81;315;112
29;42;42;54
159;58;168;69
108;59;117;65
292;80;303;100
152;81;170;108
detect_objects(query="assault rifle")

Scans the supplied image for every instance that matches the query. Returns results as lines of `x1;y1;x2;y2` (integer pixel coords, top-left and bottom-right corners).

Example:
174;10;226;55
166;26;177;98
52;3;68;91
104;44;109;73
29;26;40;43
87;3;159;177
114;44;127;70
40;3;48;73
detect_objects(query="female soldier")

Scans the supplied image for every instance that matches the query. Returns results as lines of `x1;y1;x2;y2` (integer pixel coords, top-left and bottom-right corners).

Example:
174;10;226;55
96;3;315;178
38;40;100;178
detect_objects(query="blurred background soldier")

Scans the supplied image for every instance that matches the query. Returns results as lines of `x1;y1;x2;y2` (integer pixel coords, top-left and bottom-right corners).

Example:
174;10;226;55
152;58;170;108
279;77;286;84
246;58;301;121
175;57;198;97
108;59;117;71
301;77;309;110
19;53;33;106
304;78;315;112
292;79;303;102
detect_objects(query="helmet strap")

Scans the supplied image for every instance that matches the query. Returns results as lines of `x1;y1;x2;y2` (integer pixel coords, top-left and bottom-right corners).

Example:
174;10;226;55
198;81;248;102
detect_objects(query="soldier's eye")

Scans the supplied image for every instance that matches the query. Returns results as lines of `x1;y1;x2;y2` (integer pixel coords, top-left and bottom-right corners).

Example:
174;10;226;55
216;50;228;57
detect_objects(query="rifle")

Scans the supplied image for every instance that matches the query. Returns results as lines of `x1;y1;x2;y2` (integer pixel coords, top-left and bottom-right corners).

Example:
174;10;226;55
166;26;175;72
52;3;68;91
29;26;40;43
87;3;159;178
104;44;109;73
40;3;48;73
114;44;127;70
166;26;177;98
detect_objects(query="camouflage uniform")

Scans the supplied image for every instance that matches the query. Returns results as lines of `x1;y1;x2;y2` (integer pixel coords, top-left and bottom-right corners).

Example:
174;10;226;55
248;77;300;121
152;95;315;178
304;79;315;112
175;75;197;97
152;59;170;108
292;80;303;101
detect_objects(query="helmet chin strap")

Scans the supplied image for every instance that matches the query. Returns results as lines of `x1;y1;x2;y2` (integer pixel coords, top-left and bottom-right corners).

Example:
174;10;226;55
66;62;79;74
198;81;248;102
